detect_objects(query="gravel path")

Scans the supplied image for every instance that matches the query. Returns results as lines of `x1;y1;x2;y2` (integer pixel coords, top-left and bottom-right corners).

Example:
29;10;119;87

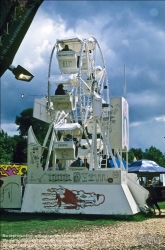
1;216;165;250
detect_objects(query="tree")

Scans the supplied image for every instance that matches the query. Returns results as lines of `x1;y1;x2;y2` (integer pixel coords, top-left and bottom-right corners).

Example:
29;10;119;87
0;130;16;163
12;135;27;163
15;108;49;144
124;146;165;166
14;108;50;163
3;107;165;166
143;146;165;167
129;148;143;161
127;150;135;163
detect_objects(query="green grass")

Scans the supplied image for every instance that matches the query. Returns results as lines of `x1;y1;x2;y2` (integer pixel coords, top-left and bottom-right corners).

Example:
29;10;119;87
0;209;157;241
0;202;164;240
159;201;165;209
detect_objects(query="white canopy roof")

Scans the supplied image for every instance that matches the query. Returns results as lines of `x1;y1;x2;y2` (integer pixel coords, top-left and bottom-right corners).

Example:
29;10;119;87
57;37;82;44
56;36;95;53
49;74;78;86
54;122;81;131
81;138;103;149
56;37;83;53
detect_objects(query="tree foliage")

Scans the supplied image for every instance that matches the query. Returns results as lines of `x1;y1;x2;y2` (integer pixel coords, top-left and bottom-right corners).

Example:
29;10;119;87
0;130;16;163
129;148;143;161
0;108;49;163
12;135;27;163
1;108;165;165
127;146;165;167
127;150;134;163
14;108;50;162
15;108;49;144
143;146;165;167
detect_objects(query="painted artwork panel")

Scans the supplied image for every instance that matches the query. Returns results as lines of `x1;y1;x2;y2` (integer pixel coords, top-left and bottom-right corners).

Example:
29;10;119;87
0;164;27;178
28;169;124;185
21;184;139;215
0;175;21;208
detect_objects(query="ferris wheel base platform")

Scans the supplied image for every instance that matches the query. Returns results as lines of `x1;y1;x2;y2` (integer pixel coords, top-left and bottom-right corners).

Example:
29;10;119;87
21;177;148;215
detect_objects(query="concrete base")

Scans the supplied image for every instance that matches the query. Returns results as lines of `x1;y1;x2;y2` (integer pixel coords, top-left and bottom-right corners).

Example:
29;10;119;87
21;183;140;215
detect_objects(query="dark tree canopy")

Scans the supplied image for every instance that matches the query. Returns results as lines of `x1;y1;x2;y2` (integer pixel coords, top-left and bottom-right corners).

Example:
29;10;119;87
15;108;49;144
130;148;143;161
13;108;50;162
12;136;27;163
0;130;16;163
1;108;165;165
125;147;165;167
143;146;165;167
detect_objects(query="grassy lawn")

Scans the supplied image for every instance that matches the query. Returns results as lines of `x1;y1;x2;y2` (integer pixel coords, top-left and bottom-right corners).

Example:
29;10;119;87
0;202;164;240
1;206;162;241
159;201;165;209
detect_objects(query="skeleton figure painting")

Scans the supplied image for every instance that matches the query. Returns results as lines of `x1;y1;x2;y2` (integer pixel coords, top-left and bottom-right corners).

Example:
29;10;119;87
42;186;105;212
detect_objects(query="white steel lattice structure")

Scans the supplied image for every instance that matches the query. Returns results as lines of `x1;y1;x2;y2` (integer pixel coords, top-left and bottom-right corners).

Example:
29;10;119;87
34;36;119;171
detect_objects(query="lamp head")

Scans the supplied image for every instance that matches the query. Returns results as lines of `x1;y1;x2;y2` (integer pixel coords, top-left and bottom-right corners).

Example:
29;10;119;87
9;65;34;82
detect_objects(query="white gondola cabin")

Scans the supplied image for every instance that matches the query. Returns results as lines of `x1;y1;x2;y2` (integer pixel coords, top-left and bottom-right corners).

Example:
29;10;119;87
50;94;78;111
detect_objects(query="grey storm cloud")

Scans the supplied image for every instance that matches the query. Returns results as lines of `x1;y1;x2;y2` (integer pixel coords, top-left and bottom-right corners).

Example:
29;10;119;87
1;1;165;152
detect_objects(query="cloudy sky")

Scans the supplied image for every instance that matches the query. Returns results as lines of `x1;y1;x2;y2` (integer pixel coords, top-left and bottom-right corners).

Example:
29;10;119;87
1;0;165;153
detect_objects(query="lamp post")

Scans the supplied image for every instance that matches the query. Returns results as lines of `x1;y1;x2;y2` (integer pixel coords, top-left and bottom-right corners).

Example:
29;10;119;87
21;94;45;98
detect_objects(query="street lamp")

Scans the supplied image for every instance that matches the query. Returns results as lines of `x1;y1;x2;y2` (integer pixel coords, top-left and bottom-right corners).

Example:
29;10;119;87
8;65;34;82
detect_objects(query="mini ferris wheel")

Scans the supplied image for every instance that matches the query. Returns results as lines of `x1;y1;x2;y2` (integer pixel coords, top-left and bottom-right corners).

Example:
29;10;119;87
33;36;121;170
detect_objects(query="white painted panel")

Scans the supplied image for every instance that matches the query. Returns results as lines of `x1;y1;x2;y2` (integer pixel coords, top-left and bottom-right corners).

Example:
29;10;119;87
121;184;139;214
21;183;139;215
27;169;122;185
57;51;78;73
50;95;77;111
127;175;149;207
33;97;51;123
110;97;129;151
0;175;21;208
28;126;40;145
93;97;102;117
